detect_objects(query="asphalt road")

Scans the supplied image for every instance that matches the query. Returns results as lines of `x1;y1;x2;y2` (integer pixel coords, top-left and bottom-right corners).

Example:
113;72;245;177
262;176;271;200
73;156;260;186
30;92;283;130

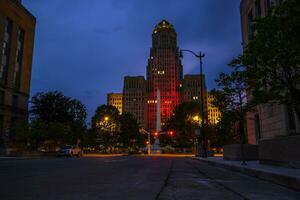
0;156;299;200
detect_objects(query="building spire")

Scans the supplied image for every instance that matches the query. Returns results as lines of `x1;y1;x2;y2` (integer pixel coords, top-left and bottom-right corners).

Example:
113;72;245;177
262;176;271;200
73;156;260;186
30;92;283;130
153;19;175;34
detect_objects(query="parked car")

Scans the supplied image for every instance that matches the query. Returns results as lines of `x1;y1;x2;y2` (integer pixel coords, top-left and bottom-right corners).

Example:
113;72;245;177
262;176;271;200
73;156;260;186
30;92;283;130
57;145;82;157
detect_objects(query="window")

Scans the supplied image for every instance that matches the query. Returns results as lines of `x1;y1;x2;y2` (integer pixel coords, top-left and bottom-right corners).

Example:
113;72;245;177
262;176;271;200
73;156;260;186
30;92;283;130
12;95;18;107
0;115;3;138
13;28;25;86
0;18;13;81
287;105;296;134
254;114;261;142
265;0;271;13
255;0;262;17
9;117;17;140
247;10;254;40
0;91;4;104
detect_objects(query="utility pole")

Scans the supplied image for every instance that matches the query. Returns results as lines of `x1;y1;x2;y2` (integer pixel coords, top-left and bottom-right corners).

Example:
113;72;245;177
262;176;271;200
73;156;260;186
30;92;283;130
199;52;207;158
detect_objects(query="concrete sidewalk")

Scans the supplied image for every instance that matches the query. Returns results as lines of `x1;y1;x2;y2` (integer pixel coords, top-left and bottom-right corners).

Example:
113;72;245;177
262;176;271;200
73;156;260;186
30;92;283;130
194;157;300;191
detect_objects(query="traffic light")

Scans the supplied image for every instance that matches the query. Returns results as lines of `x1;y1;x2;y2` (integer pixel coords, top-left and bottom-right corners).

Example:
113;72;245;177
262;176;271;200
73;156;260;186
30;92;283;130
168;130;175;137
154;132;159;137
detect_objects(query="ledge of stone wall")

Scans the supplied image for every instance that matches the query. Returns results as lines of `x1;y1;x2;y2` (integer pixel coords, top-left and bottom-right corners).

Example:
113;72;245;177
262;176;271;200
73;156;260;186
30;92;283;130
224;144;258;161
259;135;300;169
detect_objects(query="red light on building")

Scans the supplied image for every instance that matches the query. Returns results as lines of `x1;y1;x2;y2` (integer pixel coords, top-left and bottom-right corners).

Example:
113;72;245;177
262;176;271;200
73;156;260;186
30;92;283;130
147;20;183;131
154;132;159;137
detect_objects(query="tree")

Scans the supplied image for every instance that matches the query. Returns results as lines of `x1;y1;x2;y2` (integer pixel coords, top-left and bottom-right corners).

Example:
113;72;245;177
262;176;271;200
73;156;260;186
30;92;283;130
163;102;201;148
119;113;146;152
30;91;87;147
91;105;120;152
90;105;147;153
212;67;248;145
31;91;86;126
234;0;300;120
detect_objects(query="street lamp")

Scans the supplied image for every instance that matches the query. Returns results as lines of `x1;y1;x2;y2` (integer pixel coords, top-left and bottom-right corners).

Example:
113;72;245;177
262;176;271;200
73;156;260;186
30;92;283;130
104;116;109;122
180;49;207;158
193;115;200;122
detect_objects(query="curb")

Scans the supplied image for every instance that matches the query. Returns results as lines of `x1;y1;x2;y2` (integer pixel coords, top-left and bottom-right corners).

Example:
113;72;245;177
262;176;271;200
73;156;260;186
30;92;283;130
83;154;127;157
194;158;300;191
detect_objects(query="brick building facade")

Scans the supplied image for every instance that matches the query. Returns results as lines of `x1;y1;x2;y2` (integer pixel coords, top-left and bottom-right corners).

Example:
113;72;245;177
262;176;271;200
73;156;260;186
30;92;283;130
0;0;36;147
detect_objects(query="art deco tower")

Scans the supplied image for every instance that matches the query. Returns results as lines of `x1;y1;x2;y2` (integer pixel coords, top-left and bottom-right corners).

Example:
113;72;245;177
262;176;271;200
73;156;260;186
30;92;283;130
147;20;183;131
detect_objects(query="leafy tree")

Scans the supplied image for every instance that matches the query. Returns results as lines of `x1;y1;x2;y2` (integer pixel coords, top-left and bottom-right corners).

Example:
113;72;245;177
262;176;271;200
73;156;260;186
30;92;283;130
119;113;146;152
163;102;201;148
91;105;119;130
90;105;147;152
91;105;120;152
31;91;86;126
212;67;248;145
82;128;98;149
233;0;300;120
30;91;87;148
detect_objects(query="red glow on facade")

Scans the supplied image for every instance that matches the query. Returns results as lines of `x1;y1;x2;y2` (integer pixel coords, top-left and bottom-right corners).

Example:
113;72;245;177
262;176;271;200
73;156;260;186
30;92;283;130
147;20;183;131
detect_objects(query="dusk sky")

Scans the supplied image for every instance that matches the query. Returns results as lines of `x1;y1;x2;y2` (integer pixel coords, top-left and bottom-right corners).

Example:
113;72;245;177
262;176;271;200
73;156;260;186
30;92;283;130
23;0;242;121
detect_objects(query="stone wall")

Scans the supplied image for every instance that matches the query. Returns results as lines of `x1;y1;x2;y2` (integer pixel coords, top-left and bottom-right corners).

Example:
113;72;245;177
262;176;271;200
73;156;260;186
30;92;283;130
259;135;300;168
224;144;258;161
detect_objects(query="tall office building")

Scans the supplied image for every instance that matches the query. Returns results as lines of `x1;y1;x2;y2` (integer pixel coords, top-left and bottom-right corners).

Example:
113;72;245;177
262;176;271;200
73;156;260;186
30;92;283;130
107;93;123;114
146;20;183;131
0;0;36;147
123;76;147;128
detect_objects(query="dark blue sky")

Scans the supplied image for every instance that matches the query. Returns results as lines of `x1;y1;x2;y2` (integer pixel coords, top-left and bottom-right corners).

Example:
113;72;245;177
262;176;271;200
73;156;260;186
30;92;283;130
23;0;242;121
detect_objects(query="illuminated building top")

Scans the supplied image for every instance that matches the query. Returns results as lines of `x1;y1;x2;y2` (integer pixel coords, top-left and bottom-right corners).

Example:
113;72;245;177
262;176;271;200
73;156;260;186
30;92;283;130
153;20;175;34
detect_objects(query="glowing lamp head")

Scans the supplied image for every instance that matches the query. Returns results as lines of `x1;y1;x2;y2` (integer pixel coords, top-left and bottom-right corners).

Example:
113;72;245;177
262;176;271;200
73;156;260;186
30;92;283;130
104;116;109;121
193;115;199;121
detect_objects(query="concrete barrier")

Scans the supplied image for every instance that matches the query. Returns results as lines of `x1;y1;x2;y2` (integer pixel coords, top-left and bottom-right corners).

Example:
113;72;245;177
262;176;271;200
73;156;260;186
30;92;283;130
259;135;300;169
224;144;258;161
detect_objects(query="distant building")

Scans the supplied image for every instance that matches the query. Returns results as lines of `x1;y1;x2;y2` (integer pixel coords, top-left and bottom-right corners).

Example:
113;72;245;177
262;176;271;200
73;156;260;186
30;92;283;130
207;92;221;125
241;0;300;144
123;76;147;128
117;20;210;132
0;0;36;147
107;93;122;114
146;20;183;131
182;74;207;121
183;74;207;103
